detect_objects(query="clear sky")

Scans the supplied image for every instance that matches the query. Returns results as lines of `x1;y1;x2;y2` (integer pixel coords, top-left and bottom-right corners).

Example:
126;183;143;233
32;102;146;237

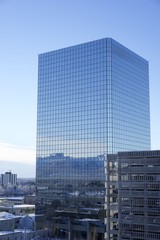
0;0;159;177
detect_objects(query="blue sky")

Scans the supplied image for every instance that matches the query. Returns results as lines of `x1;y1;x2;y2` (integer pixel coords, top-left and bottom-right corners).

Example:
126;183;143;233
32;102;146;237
0;0;159;177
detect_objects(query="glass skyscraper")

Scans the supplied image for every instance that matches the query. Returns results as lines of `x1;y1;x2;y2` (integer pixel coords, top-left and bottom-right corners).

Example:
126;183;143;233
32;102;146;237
36;38;150;239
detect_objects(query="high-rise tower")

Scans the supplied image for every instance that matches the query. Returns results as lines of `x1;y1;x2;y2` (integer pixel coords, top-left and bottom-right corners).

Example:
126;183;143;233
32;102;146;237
36;38;150;239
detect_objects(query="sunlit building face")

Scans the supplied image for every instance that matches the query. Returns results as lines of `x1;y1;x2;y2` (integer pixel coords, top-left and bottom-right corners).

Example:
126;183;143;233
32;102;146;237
36;38;150;236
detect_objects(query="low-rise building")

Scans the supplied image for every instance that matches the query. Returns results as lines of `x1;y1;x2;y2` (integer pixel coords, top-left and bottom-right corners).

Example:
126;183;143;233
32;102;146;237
0;204;35;215
24;195;35;204
0;197;24;205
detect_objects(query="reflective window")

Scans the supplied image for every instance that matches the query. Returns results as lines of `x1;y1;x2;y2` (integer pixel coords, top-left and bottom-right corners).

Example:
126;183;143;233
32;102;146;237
36;38;150;232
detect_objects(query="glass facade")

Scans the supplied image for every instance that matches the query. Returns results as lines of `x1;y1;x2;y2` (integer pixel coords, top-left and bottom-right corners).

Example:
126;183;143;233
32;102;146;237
36;38;150;238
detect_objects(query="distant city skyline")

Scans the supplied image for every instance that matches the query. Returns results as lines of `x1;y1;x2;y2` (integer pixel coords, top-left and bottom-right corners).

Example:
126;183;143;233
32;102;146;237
0;0;160;177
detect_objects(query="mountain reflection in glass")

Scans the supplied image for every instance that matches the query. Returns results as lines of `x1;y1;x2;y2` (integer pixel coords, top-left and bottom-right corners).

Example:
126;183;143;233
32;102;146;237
36;38;150;229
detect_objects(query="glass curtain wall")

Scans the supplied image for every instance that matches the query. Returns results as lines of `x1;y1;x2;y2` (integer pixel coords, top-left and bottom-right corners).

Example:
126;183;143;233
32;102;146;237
36;38;150;239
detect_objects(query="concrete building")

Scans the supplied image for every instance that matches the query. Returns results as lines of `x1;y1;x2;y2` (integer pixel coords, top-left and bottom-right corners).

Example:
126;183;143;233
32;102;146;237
0;213;51;240
0;204;35;216
0;197;24;205
36;38;151;239
106;150;160;240
105;154;118;240
1;172;17;186
117;150;160;240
